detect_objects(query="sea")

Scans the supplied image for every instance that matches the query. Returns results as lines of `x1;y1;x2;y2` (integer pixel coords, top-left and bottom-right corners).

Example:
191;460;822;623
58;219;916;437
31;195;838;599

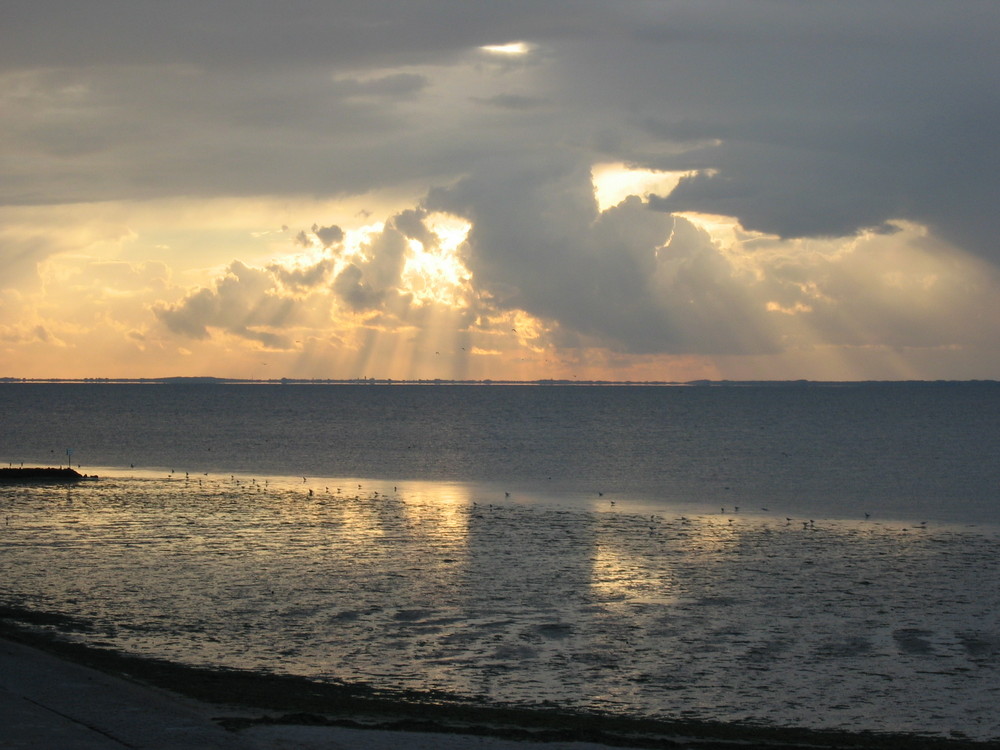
1;382;999;740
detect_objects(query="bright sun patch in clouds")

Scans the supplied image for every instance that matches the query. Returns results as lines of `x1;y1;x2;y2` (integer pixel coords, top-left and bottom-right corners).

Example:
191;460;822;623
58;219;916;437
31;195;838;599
592;163;687;212
401;214;472;308
479;41;533;56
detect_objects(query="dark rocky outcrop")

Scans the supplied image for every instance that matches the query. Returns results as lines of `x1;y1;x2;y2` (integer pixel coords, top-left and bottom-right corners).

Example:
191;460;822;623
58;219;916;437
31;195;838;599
0;467;94;482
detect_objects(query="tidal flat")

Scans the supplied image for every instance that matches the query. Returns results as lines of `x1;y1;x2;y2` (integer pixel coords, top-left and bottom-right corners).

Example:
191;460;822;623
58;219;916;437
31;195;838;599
2;473;999;743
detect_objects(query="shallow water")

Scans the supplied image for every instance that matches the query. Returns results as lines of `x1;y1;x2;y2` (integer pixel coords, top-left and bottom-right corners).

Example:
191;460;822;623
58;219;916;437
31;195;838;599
4;382;1000;524
4;382;1000;739
2;473;999;740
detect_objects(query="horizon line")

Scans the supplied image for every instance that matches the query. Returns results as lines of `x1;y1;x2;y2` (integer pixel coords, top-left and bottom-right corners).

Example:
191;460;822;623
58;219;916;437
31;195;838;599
2;377;997;387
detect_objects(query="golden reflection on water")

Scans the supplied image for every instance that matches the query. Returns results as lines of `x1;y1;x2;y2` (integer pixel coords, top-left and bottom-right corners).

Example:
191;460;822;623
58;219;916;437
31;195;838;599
590;531;675;607
3;476;1000;740
588;512;752;607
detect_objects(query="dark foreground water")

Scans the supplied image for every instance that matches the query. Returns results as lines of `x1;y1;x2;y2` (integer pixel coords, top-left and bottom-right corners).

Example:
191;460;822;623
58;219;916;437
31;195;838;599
1;383;999;739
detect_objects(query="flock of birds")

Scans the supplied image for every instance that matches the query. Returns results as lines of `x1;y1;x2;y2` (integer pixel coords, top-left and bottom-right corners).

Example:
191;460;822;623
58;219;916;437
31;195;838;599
150;467;935;532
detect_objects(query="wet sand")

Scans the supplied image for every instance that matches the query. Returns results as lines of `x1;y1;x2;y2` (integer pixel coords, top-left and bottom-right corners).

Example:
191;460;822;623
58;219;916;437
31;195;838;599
0;609;990;750
6;476;1000;738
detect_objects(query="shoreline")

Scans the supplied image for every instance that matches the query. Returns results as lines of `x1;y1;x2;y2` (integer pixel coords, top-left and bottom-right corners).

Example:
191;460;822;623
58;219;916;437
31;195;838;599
59;465;1000;530
0;607;991;749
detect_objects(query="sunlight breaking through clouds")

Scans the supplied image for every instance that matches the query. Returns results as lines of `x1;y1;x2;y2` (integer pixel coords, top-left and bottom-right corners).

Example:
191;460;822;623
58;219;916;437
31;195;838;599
479;41;534;56
591;163;688;213
2;2;999;380
4;170;1000;381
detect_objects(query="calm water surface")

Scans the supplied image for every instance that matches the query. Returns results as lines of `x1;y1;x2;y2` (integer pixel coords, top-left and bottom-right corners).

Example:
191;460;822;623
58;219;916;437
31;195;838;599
3;382;999;522
2;383;999;739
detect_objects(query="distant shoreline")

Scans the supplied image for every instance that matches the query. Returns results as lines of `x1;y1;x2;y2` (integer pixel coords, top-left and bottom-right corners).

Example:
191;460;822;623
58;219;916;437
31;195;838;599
1;377;997;387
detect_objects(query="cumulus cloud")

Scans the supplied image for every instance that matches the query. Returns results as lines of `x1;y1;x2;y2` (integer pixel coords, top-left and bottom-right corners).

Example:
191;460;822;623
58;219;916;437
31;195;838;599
419;152;1000;361
3;1;999;378
268;257;333;290
331;264;381;312
311;224;344;249
426;155;777;355
325;209;439;312
153;211;421;342
757;224;1000;351
154;261;298;346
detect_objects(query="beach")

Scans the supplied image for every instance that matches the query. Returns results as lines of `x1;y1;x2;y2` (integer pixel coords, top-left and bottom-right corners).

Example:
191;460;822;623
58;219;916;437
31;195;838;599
1;617;991;749
4;472;1000;740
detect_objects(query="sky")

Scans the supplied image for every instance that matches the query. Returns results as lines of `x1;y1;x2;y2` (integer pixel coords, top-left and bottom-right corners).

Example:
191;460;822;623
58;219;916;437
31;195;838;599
2;1;999;381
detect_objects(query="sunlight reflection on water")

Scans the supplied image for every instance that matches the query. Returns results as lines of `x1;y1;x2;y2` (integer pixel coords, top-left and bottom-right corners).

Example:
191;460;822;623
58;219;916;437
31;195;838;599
2;474;999;740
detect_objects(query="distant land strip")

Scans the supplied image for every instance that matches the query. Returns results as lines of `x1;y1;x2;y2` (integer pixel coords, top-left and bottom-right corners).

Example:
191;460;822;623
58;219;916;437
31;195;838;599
0;377;997;387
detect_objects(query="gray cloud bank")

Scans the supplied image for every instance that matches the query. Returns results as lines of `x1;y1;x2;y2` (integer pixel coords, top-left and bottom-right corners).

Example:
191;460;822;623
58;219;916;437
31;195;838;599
4;1;1000;366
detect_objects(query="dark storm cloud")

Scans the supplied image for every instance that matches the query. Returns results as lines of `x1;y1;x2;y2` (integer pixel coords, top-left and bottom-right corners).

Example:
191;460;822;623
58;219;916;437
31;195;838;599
587;2;1000;258
5;0;1000;364
427;155;779;355
6;0;998;262
0;0;598;71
